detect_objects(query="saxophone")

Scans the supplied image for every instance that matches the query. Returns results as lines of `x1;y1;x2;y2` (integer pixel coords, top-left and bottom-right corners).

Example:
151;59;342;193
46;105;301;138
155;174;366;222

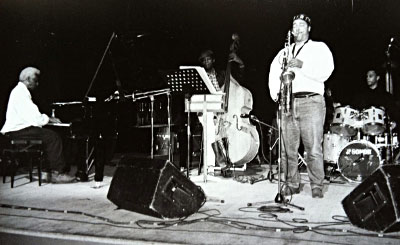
280;30;295;114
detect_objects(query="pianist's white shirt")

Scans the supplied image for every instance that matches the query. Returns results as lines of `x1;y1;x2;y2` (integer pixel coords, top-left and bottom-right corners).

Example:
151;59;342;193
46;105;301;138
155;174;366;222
1;82;49;134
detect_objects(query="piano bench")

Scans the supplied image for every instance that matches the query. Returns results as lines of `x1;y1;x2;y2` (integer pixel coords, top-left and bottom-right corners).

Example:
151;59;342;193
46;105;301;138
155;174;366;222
1;138;44;188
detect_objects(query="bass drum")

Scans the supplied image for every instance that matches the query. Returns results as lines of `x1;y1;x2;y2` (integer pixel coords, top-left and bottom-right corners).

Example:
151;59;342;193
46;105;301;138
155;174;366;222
337;140;381;182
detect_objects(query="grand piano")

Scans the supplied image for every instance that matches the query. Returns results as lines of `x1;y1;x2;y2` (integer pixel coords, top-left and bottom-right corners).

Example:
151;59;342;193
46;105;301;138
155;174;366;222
46;32;183;182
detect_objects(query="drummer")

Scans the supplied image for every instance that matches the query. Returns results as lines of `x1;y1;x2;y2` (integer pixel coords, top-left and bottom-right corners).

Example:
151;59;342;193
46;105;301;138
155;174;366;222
352;69;394;112
351;68;399;135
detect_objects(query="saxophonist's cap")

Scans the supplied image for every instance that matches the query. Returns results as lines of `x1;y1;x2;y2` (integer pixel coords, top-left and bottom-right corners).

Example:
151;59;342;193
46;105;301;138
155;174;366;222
293;14;311;26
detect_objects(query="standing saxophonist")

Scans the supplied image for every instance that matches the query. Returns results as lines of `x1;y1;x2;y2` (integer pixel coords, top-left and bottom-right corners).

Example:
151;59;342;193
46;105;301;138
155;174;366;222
268;14;334;198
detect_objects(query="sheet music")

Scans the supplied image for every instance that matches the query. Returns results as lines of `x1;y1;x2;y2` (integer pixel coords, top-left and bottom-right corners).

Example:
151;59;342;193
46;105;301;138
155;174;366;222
179;66;224;95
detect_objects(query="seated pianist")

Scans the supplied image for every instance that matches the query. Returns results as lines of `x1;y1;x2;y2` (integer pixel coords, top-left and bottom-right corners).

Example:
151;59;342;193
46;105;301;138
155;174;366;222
1;67;75;183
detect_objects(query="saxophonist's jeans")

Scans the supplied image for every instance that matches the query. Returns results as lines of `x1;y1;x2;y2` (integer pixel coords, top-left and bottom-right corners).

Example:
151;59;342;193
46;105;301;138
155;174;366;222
280;95;325;190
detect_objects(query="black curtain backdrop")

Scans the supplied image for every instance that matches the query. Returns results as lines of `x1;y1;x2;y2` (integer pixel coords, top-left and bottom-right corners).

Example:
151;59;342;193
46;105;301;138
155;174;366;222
1;0;400;126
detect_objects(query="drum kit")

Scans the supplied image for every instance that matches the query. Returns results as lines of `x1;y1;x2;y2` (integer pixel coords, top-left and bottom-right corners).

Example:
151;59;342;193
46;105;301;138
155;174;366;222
324;105;398;182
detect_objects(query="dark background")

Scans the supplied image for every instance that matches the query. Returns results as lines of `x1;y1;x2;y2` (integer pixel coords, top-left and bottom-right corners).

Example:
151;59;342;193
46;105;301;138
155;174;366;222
1;0;400;131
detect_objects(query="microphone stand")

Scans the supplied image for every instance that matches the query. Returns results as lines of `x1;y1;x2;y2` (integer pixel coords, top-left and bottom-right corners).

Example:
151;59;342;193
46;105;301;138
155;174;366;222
250;31;303;211
247;72;304;210
246;113;304;211
268;128;278;181
275;92;304;211
275;99;285;204
245;115;277;183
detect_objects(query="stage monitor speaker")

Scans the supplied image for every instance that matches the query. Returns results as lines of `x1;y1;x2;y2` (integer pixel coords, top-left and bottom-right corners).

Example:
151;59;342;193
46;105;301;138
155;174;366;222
107;156;206;219
342;164;400;233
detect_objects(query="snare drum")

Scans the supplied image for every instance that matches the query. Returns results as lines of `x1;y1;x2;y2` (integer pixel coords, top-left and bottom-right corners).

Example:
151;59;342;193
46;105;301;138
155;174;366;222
361;106;386;136
330;106;360;137
337;140;381;182
323;132;349;163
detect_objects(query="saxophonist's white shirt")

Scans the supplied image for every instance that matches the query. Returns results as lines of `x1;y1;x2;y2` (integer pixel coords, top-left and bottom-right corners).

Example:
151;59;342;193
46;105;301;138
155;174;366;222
268;39;334;101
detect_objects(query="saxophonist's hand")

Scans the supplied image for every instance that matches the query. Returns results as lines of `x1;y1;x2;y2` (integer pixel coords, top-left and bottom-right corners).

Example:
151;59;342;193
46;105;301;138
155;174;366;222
288;58;303;68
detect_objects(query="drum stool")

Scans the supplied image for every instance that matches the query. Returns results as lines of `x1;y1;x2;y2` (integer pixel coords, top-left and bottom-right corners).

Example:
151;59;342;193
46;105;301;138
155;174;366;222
1;137;44;188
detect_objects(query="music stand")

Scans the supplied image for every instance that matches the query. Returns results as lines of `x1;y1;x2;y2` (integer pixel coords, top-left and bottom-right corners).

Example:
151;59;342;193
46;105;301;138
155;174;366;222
161;66;224;181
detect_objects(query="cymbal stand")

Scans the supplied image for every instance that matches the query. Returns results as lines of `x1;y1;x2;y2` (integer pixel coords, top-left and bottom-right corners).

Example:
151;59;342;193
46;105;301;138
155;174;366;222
385;39;394;94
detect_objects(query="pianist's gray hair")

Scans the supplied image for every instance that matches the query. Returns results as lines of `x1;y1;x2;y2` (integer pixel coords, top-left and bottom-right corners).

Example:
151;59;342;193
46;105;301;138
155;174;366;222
19;67;41;82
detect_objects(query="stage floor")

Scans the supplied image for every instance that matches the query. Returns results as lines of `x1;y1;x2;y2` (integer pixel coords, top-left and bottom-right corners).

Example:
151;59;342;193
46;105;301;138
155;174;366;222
0;155;399;245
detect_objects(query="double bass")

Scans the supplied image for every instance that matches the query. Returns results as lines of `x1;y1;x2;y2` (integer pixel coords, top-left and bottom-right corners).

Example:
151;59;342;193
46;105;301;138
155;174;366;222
218;33;260;166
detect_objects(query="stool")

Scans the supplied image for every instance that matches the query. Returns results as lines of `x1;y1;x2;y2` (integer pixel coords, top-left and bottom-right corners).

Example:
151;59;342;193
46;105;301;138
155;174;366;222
2;138;44;188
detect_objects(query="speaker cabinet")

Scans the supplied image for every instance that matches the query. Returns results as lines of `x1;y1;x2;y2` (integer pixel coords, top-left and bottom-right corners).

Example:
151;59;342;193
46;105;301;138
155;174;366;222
342;164;400;233
107;156;206;219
